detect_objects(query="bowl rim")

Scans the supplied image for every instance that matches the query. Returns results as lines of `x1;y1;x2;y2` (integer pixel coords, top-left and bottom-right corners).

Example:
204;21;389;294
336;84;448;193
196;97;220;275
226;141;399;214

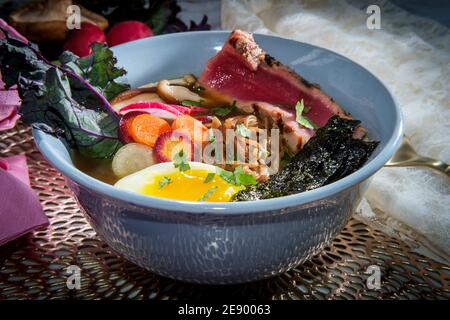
32;30;404;215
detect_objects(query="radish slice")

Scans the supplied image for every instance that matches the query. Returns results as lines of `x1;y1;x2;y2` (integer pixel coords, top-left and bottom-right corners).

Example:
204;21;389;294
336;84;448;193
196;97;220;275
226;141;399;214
195;116;213;124
119;102;208;117
119;102;186;115
111;91;163;111
112;143;156;178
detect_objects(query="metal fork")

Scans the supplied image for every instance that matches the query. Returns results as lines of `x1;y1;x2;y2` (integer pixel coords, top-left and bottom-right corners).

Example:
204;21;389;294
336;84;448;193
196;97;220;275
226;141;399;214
385;137;450;178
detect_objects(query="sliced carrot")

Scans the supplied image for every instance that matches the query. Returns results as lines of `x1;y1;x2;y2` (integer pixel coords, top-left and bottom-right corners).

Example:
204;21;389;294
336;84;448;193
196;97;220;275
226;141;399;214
171;115;208;144
129;114;171;147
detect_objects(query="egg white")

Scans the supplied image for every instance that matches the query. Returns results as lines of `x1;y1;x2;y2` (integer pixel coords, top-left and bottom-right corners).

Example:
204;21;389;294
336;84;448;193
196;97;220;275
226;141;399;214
114;161;218;194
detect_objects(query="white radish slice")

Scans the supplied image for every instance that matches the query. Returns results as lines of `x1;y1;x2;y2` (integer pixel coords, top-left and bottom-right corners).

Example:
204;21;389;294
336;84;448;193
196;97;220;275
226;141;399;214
112;143;156;178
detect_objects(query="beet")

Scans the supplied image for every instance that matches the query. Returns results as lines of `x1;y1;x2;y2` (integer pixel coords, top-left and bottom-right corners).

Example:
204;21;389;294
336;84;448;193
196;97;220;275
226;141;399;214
154;130;193;163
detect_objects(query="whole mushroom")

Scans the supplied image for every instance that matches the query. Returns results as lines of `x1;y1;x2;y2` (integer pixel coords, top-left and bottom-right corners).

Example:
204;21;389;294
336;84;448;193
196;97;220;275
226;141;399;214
8;0;108;43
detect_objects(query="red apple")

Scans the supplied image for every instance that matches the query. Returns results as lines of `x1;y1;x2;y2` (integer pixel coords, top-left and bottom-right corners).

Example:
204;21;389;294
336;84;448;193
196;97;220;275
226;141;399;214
107;21;153;47
63;22;106;57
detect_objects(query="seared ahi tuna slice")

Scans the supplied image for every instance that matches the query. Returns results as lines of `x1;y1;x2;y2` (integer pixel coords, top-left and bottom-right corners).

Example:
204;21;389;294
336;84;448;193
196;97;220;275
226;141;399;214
253;102;314;153
199;30;352;152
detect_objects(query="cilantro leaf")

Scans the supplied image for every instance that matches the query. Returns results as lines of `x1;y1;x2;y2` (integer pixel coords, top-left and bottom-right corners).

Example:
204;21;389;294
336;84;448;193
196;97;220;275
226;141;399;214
181;99;202;107
159;176;172;189
212;101;236;117
204;172;215;183
198;186;218;202
216;167;236;184
295;99;318;129
235;124;252;138
212;106;233;117
173;149;190;172
216;166;257;186
208;128;216;143
233;166;257;186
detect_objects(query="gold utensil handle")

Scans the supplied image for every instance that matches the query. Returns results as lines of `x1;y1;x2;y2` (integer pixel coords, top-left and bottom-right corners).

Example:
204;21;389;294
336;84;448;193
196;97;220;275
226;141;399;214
386;157;450;178
385;137;450;178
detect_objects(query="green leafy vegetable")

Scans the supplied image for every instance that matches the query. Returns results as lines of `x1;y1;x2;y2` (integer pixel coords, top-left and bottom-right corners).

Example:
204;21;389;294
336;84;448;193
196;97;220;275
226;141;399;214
173;149;190;172
233;116;379;201
181;99;202;107
204;172;215;183
235;124;252;138
198;186;218;202
212;101;236;117
59;43;130;101
146;1;173;34
295;99;318;129
0;29;126;159
159;176;172;189
216;166;257;186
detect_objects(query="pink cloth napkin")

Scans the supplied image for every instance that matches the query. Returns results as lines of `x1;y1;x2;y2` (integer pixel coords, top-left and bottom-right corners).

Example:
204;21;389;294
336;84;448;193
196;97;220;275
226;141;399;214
0;154;49;246
0;20;49;246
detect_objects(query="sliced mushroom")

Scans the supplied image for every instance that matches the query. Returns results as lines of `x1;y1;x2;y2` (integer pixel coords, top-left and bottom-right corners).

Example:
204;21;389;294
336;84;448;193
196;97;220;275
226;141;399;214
9;0;108;43
110;88;163;111
157;80;204;104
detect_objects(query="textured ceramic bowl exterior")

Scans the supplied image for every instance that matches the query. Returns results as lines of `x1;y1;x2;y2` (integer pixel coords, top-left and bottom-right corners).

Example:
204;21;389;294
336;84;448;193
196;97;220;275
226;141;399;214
33;31;403;284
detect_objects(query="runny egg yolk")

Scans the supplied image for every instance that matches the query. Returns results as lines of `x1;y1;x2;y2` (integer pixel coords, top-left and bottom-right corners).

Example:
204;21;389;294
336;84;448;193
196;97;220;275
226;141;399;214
142;169;243;202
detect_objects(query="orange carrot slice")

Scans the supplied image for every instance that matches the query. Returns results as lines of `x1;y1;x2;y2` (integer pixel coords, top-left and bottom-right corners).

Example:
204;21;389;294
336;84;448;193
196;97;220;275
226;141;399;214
171;115;208;144
129;114;171;147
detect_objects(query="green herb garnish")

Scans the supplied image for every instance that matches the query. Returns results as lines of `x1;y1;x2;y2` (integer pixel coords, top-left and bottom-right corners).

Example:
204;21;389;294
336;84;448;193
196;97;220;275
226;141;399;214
198;186;218;202
173;150;190;172
212;101;236;117
208;128;216;142
216;167;235;184
204;173;215;183
235;124;252;138
181;99;202;107
159;176;172;189
212;106;233;117
233;166;257;186
216;166;257;186
295;99;318;129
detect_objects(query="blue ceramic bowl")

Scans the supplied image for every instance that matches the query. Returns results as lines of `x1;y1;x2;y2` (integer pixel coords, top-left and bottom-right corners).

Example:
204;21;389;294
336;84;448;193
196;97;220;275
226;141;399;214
33;31;403;284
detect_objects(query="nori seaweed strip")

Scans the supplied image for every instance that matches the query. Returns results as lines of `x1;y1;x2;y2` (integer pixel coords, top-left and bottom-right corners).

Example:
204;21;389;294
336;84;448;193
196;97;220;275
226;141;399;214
233;116;379;201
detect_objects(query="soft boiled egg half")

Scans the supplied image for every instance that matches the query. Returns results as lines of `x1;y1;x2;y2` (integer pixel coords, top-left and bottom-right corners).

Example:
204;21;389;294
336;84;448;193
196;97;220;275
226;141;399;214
114;162;243;202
